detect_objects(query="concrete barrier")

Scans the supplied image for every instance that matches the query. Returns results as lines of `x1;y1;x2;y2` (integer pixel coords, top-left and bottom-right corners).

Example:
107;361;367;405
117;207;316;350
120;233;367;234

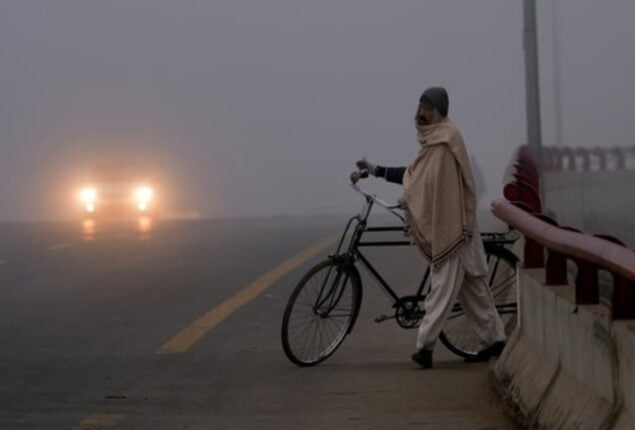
492;242;635;429
614;320;635;430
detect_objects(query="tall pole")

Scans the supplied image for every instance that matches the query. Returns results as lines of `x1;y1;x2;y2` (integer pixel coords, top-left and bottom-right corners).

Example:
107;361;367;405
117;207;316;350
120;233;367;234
523;0;542;148
552;0;563;146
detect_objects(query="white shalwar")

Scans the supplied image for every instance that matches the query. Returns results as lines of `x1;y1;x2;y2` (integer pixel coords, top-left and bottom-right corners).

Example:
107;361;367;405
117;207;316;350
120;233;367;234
415;230;506;352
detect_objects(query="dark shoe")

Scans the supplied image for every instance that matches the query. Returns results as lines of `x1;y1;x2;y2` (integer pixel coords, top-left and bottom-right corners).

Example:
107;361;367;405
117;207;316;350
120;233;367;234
464;341;506;363
411;349;433;368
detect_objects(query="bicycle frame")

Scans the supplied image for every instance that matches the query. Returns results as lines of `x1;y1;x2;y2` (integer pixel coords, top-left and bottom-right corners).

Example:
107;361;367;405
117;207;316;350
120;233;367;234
330;183;518;310
330;186;428;305
281;181;521;367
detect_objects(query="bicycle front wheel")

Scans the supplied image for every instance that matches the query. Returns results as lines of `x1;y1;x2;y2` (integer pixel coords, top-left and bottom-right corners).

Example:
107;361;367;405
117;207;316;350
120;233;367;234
439;246;518;359
281;259;361;367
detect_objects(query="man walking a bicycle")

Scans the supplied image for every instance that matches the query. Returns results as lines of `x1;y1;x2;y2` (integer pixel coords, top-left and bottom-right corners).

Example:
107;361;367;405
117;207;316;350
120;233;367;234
352;87;506;368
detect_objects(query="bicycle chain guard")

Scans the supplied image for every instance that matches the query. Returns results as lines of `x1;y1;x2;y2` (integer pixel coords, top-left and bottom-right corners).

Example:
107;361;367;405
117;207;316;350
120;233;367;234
393;295;426;329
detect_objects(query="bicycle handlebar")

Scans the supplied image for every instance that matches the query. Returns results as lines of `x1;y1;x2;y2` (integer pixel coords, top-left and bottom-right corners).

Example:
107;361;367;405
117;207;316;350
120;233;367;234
350;182;403;210
350;171;404;225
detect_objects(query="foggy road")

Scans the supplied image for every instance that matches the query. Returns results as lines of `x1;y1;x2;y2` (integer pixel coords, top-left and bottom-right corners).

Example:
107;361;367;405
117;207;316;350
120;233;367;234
2;0;634;427
0;217;519;429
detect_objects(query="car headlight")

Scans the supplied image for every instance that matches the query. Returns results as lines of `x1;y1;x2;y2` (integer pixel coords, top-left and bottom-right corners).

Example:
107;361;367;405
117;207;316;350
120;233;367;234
134;186;153;202
79;187;97;203
134;186;153;211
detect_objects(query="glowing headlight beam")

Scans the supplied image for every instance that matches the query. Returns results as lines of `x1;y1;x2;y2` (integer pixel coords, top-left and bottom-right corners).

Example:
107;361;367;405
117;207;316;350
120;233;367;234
79;187;97;203
134;186;154;203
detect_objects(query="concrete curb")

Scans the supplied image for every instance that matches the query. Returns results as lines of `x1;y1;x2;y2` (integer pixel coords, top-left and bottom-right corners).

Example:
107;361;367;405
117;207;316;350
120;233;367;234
491;268;635;430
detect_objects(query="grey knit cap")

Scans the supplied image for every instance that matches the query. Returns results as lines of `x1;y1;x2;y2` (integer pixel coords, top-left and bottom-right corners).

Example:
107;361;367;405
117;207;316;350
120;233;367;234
419;87;449;117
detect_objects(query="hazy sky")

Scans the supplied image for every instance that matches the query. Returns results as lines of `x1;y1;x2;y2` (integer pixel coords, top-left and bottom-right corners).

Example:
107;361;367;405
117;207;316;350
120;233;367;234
1;0;634;221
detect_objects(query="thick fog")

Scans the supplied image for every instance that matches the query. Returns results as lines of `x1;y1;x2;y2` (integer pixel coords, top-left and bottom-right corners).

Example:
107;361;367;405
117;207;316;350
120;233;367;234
1;0;634;221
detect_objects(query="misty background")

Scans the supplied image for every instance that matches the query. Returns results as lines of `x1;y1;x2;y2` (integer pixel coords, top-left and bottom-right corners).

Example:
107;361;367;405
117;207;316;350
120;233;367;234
1;0;633;221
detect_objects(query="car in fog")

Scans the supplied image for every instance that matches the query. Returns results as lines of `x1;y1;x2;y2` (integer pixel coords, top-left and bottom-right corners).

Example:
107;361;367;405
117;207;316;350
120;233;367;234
77;163;158;218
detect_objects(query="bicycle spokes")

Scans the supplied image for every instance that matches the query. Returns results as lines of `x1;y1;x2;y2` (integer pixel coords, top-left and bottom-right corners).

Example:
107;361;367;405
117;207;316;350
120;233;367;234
281;260;360;366
315;269;347;312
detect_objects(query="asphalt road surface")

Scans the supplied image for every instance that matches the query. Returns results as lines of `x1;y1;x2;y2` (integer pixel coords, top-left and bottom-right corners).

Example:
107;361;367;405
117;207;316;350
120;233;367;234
0;215;520;429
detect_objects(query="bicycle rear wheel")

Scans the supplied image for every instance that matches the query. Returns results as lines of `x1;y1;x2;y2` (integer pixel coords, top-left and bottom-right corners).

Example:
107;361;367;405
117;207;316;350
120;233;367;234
439;246;518;359
281;258;361;367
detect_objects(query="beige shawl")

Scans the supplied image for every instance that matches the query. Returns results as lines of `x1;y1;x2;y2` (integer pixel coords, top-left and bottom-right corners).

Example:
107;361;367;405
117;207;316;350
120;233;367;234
402;119;477;265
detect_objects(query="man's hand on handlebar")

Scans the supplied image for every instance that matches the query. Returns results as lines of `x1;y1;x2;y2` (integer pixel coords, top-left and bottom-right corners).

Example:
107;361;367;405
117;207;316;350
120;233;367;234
356;158;377;176
350;169;369;184
350;158;377;184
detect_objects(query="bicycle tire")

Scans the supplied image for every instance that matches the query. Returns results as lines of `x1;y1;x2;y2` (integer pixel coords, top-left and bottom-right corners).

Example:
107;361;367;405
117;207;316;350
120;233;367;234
439;246;518;359
281;258;361;367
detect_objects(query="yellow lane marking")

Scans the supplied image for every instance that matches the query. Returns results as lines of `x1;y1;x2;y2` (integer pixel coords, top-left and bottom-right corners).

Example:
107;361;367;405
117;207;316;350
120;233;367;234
157;235;338;354
72;413;125;429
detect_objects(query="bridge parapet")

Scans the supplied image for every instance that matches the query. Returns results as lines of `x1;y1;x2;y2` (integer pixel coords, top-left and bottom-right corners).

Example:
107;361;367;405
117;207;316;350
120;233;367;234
540;145;635;172
536;145;635;244
490;145;635;429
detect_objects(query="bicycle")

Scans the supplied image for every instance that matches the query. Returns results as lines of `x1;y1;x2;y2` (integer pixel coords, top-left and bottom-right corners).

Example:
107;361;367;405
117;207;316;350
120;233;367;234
281;182;519;367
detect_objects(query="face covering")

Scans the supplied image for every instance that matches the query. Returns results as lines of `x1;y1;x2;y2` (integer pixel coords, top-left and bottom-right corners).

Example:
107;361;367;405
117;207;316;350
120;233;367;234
415;114;428;126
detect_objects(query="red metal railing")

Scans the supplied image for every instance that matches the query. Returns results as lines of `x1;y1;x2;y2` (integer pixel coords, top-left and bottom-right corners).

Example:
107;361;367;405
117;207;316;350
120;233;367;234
502;146;541;213
494;144;635;319
492;199;635;319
